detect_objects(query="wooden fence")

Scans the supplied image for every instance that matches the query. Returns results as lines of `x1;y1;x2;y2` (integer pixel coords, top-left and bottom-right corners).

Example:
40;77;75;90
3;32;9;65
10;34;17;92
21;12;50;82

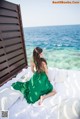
0;0;28;86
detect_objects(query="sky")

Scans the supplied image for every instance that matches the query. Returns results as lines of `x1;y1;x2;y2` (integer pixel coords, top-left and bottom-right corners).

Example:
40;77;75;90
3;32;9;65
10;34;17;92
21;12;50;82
6;0;80;27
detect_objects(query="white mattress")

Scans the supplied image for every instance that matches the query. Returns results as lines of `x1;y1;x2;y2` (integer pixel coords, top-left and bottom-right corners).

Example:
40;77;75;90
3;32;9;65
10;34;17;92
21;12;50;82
0;67;80;119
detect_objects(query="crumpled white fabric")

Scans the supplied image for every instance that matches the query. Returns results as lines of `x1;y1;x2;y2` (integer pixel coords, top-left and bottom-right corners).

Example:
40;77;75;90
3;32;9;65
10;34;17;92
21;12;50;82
0;67;80;119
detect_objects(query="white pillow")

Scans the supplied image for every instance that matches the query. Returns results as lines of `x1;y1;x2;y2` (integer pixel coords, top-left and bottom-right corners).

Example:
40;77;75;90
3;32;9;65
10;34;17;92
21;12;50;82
67;70;80;80
48;67;56;82
0;87;23;110
18;67;33;82
55;69;68;83
59;98;80;119
64;73;80;99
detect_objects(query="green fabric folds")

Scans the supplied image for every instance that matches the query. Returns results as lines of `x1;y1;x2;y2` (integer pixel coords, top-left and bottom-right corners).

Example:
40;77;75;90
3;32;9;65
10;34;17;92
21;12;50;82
11;71;53;104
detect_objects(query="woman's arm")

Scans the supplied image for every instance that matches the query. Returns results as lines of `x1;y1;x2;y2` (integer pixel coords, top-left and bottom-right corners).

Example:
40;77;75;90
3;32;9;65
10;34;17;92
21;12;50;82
42;62;51;82
42;62;49;77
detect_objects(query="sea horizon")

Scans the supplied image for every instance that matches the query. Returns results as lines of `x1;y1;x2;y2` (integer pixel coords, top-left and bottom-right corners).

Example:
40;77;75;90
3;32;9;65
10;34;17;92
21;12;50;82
23;24;80;28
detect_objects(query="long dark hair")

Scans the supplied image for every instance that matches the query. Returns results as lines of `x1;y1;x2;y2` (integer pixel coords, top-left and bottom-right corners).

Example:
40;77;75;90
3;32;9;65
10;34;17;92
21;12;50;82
33;47;47;72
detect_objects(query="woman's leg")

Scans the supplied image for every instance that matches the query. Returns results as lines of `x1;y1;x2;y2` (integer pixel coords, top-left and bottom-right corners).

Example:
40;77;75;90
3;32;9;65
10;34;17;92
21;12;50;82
38;90;57;105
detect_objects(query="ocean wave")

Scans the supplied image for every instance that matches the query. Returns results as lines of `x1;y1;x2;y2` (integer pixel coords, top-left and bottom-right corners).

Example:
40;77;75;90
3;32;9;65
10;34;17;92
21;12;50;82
24;25;80;70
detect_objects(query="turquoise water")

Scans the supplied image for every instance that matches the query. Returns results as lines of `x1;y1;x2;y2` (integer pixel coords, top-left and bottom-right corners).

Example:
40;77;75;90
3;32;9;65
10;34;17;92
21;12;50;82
24;25;80;70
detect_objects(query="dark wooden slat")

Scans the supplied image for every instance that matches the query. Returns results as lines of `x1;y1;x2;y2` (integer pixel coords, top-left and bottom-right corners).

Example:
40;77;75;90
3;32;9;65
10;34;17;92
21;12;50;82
0;68;9;78
0;25;20;31
0;55;6;63
0;54;25;71
9;59;25;72
0;59;25;78
6;49;24;59
0;9;18;17
10;63;26;74
0;72;9;84
0;62;8;71
0;1;18;11
0;38;22;47
5;44;23;53
0;48;5;55
0;17;19;24
2;31;21;39
0;41;3;47
8;54;24;65
0;64;26;86
0;1;28;86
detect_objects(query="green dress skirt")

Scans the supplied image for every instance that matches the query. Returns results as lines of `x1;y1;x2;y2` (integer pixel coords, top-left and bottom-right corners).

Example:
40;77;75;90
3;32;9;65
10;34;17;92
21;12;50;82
11;71;53;104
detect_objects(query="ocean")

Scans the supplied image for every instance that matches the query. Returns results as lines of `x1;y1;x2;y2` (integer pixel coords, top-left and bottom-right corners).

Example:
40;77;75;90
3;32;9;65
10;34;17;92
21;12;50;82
24;25;80;70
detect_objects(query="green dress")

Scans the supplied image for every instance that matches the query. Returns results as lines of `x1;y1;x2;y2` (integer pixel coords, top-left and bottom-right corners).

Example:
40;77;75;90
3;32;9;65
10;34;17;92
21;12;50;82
11;70;53;104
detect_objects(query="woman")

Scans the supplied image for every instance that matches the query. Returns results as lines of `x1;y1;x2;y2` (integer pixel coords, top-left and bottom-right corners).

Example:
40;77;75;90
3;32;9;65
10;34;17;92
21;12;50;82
11;47;56;105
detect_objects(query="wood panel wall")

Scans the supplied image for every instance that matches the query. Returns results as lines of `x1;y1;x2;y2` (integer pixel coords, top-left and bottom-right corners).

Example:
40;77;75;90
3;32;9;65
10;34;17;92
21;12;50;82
0;0;28;86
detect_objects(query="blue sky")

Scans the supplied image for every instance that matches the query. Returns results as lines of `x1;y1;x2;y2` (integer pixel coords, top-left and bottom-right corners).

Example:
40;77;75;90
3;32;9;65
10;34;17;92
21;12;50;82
7;0;80;27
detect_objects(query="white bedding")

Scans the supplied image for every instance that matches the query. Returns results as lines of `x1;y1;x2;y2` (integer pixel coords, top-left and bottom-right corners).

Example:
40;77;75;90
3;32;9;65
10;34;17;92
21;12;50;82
0;67;80;119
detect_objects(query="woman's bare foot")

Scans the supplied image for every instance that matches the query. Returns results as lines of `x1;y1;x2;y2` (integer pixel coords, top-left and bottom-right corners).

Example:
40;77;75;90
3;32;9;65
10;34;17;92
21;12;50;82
38;90;57;105
38;96;44;105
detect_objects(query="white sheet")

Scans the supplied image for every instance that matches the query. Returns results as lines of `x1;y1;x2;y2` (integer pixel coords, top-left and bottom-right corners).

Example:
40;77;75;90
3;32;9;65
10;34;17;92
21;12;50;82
0;67;80;119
